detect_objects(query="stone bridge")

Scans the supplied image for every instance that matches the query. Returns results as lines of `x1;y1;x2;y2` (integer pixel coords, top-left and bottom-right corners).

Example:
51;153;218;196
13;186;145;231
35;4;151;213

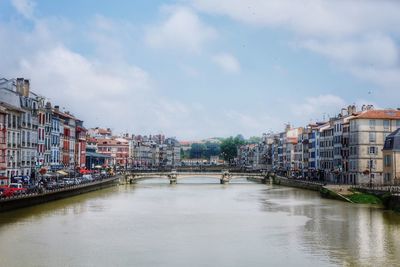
123;171;270;185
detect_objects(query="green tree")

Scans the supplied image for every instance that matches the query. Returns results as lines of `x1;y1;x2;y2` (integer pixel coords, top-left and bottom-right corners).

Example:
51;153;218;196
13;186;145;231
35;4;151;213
234;134;246;146
190;143;206;159
247;136;261;144
203;142;221;159
220;137;238;162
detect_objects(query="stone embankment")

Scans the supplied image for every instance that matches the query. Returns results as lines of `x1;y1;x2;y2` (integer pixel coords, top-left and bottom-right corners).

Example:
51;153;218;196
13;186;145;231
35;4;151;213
0;176;120;212
248;175;353;203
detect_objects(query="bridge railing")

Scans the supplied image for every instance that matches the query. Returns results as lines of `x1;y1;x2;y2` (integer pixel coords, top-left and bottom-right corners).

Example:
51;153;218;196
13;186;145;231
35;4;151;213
126;168;267;174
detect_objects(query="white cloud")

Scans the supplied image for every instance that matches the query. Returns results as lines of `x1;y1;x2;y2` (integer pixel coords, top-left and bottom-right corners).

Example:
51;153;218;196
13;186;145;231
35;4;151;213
11;0;35;19
192;0;400;91
145;6;217;53
192;0;400;38
294;94;346;121
303;35;399;68
0;10;268;139
212;53;240;73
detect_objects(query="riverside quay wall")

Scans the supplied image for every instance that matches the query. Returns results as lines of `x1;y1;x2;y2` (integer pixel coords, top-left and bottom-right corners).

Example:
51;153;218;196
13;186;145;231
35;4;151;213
247;175;322;191
247;175;352;202
272;176;323;191
354;187;400;212
0;176;120;212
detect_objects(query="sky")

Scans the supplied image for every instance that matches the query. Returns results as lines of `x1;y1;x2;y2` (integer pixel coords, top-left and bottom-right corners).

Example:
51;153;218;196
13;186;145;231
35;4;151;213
0;0;400;140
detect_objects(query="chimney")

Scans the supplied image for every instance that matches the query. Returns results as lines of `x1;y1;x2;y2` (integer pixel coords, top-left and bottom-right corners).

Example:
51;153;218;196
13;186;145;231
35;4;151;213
16;78;24;96
341;108;347;116
23;79;30;97
352;105;357;114
361;105;367;111
347;105;352;115
54;105;59;111
285;123;291;132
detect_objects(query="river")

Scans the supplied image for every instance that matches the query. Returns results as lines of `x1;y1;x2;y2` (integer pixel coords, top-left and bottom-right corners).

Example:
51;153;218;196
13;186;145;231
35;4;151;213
0;177;399;267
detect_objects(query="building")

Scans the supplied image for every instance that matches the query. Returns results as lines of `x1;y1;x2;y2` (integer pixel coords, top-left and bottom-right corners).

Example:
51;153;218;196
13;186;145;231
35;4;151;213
36;97;52;169
75;120;87;169
53;108;77;170
0;105;8;184
348;108;400;185
17;78;39;178
87;127;112;139
50;105;62;171
382;128;400;185
97;138;129;169
0;79;25;181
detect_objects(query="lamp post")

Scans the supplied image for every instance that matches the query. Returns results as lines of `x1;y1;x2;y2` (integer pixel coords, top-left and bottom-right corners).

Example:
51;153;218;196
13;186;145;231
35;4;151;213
369;157;373;188
8;155;14;185
31;156;37;184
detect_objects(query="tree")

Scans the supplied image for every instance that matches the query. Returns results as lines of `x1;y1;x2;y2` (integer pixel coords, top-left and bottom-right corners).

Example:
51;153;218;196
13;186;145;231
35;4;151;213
247;136;261;144
190;143;206;159
234;134;246;146
203;142;221;158
220;137;237;162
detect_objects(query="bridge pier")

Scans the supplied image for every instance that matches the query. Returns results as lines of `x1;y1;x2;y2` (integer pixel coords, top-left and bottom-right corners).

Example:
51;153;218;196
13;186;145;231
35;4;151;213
220;170;231;184
123;174;137;184
168;171;178;184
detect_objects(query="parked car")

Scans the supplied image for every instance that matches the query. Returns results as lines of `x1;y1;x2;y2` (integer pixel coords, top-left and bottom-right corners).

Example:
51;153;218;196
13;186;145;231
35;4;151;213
82;175;93;182
7;183;28;195
46;181;58;190
0;187;15;198
26;184;39;194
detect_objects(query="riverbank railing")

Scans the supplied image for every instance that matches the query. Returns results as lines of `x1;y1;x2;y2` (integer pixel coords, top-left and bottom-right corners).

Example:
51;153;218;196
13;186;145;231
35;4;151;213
0;175;120;202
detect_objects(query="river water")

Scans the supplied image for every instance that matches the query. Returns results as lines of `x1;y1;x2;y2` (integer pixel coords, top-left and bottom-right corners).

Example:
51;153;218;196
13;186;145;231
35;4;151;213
0;177;399;267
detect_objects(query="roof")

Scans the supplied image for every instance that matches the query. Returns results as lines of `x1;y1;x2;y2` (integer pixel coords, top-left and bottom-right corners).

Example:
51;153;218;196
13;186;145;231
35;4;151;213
97;128;112;134
383;128;400;151
0;88;22;109
87;137;97;143
52;108;76;120
355;110;400;120
0;102;24;112
96;138;128;146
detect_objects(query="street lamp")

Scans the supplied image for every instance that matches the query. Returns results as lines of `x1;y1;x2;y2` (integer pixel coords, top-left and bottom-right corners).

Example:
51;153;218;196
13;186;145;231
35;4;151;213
8;155;14;185
31;156;37;184
369;157;373;188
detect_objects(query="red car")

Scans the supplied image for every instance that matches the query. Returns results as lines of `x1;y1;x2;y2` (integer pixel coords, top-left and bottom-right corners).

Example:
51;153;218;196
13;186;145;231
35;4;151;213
0;183;27;197
0;187;15;197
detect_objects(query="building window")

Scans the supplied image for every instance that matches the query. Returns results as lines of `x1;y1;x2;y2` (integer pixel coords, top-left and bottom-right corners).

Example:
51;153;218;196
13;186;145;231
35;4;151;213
369;146;378;155
384;155;392;167
369;120;376;129
369;132;376;143
384;120;390;130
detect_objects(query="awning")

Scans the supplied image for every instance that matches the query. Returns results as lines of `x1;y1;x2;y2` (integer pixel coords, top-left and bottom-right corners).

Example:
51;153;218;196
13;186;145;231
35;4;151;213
57;170;68;176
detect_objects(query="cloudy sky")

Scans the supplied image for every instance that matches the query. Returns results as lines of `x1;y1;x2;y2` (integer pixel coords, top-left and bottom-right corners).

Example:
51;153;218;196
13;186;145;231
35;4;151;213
1;0;399;139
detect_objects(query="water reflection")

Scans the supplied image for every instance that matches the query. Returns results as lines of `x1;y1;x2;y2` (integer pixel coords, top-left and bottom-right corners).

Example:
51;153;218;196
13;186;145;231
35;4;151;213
259;186;400;267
